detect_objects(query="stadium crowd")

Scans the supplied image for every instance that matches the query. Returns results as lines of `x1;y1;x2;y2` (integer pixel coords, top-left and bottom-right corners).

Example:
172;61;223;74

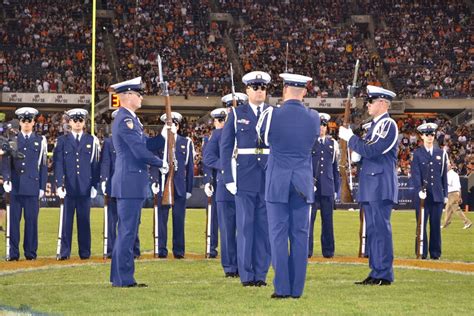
0;0;91;94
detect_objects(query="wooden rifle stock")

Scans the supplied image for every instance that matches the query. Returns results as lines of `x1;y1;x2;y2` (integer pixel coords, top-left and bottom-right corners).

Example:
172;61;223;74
416;188;426;259
161;94;176;206
339;60;359;203
339;98;353;203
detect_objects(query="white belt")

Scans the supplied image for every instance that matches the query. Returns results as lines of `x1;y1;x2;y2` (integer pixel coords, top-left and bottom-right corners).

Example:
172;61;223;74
237;148;270;155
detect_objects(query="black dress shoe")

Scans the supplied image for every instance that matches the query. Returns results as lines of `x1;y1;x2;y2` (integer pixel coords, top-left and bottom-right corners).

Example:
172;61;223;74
431;257;439;260
128;282;148;288
373;279;391;286
208;254;217;259
225;272;239;278
158;254;167;259
6;257;19;261
308;254;312;258
80;256;90;260
323;255;334;259
57;256;69;261
355;276;376;285
254;280;267;287
291;296;301;299
134;255;140;259
271;293;289;299
25;257;36;261
242;281;255;287
174;255;184;259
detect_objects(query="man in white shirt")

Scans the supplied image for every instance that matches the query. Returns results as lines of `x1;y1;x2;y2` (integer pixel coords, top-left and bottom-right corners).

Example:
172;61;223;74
442;160;472;229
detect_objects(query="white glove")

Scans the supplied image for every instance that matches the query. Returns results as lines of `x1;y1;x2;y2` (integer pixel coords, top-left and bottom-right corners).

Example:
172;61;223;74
314;186;317;192
418;190;427;200
226;182;237;195
204;183;214;197
160;160;169;175
351;151;362;162
338;126;354;142
57;187;66;199
90;187;97;199
101;181;107;195
151;182;160;195
3;181;12;193
444;197;448;204
186;192;192;200
161;123;178;138
39;189;45;198
334;192;337;200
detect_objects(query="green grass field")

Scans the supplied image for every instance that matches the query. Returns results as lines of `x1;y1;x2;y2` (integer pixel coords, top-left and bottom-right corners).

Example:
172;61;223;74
1;209;473;315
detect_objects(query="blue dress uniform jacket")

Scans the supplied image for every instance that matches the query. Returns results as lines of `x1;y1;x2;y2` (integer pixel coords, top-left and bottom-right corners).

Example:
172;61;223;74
100;137;116;196
260;99;319;297
53;132;100;259
202;137;218;257
220;102;271;284
148;134;194;257
54;133;100;196
312;137;339;196
2;133;47;259
110;107;163;287
411;146;448;259
347;112;399;282
220;103;269;192
203;128;238;273
309;136;339;258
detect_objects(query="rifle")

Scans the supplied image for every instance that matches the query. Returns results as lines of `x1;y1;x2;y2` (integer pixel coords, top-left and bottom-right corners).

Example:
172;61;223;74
5;192;10;260
153;189;159;257
205;195;212;258
339;59;359;203
358;206;367;258
230;63;237;108
56;196;65;260
103;194;108;259
157;54;176;206
416;182;427;259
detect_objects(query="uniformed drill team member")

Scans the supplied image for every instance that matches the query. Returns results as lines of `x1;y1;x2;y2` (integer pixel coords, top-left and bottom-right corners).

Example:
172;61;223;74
149;112;194;259
54;108;100;260
220;72;271;287
308;113;339;259
2;107;47;261
202;92;247;277
109;77;167;287
257;73;319;299
100;110;141;259
202;136;219;259
339;85;399;285
411;123;448;259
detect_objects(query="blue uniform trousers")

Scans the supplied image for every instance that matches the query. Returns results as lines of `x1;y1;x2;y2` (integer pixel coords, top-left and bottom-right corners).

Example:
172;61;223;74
158;195;186;257
217;201;237;273
61;195;91;258
8;194;39;259
415;197;443;259
308;195;335;258
106;197;141;257
210;195;218;257
363;200;394;282
235;190;271;283
110;198;143;286
266;184;310;297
